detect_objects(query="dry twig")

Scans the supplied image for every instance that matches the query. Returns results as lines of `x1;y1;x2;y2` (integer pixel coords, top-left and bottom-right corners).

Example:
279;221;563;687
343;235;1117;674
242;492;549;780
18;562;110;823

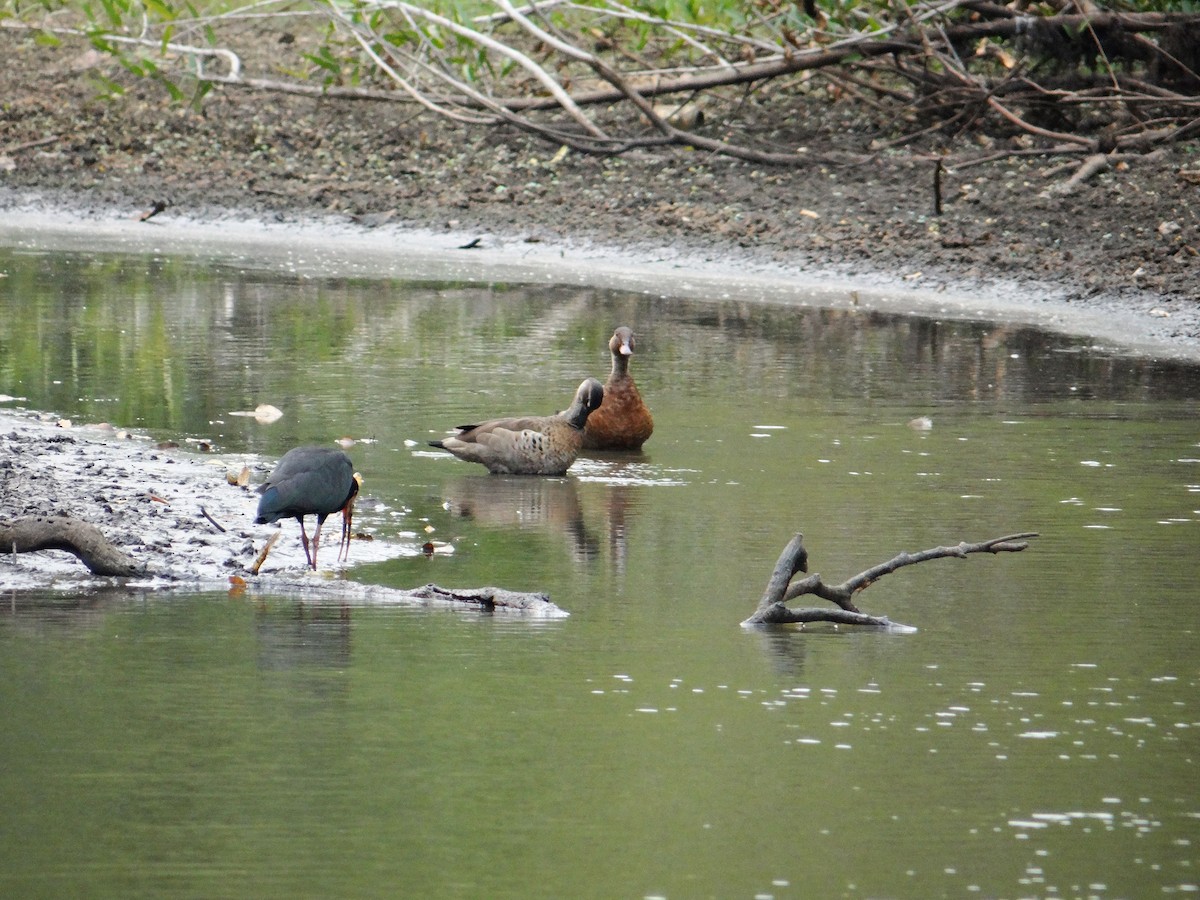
5;1;1198;164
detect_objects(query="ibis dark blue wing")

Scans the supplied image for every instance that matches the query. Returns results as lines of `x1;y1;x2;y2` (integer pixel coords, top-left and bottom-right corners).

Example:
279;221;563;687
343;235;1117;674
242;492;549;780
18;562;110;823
255;447;356;523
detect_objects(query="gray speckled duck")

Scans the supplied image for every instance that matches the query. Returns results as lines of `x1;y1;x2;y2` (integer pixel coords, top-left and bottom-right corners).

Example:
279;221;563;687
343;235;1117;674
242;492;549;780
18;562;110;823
581;326;654;451
429;378;605;475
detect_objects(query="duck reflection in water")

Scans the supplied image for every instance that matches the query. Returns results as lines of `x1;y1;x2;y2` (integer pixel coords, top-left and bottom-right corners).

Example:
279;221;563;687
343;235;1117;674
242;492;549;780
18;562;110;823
440;473;642;576
441;475;600;565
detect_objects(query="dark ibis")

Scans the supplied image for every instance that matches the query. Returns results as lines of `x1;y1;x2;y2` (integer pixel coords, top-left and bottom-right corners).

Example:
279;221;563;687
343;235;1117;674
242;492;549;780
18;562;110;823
255;446;361;570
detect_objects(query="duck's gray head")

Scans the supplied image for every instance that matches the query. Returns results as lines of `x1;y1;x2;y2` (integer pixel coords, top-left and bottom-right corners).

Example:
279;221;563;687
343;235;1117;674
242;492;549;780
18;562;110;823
566;377;605;428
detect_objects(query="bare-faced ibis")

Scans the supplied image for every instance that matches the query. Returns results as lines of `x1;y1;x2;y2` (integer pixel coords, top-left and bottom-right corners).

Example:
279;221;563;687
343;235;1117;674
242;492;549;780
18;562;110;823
429;378;604;475
255;446;361;570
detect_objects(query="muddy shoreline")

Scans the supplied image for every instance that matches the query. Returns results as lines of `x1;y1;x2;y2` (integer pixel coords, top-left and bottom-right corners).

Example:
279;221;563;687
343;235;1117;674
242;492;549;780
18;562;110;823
4;203;1200;363
2;28;1199;360
0;407;566;614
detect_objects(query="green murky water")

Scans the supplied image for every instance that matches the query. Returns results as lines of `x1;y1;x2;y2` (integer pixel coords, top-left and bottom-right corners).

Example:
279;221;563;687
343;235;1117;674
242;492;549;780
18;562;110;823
1;240;1198;898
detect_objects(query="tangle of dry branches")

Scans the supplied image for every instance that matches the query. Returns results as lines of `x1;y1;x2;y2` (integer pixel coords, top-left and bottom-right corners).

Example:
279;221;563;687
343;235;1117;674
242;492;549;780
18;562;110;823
4;0;1198;165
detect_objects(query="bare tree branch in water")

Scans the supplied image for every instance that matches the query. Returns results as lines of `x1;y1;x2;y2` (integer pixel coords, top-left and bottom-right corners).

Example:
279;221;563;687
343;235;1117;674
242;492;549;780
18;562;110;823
743;531;1038;629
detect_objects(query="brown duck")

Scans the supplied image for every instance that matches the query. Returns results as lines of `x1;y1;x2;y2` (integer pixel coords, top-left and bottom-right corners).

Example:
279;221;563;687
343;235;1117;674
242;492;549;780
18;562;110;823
430;378;605;475
582;326;654;451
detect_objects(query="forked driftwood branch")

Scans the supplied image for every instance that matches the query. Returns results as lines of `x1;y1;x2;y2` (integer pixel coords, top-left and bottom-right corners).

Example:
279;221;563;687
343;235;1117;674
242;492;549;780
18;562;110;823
743;531;1038;629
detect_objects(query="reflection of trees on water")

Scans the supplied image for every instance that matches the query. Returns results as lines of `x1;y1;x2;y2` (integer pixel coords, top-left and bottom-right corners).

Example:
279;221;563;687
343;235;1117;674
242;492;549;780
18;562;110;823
640;301;1200;407
9;250;1198;451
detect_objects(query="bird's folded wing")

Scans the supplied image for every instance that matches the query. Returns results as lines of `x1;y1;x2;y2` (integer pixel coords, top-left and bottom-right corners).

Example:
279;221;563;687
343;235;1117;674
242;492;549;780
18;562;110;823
457;416;545;440
475;426;546;451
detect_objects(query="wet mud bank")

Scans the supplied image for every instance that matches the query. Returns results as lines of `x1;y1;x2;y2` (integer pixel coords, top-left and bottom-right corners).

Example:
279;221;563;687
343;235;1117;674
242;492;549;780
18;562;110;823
0;409;566;615
2;27;1200;361
3;208;1199;363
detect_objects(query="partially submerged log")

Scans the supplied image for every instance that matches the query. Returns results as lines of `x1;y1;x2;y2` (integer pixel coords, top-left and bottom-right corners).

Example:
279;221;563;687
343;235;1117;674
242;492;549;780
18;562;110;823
1;514;145;577
743;531;1038;630
1;513;564;615
403;584;560;615
229;578;567;617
